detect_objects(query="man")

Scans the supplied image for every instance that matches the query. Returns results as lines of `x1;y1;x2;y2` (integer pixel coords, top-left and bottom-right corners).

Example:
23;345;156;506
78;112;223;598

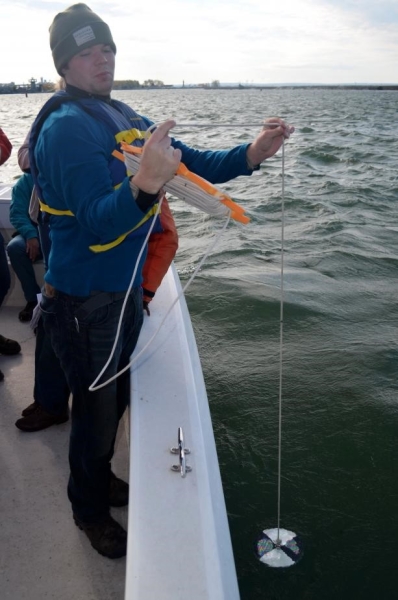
31;3;293;559
15;128;176;432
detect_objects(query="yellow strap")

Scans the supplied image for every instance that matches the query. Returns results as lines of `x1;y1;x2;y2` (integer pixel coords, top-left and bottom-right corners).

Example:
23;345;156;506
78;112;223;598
39;128;146;218
89;203;159;253
115;128;147;145
39;127;159;253
39;200;74;217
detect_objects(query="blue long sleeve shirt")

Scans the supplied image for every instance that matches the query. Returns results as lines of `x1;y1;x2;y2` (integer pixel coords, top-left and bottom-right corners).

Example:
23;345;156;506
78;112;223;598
35;102;254;296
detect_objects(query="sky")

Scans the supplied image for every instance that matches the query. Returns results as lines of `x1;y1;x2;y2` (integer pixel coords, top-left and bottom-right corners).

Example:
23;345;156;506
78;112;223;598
1;0;398;86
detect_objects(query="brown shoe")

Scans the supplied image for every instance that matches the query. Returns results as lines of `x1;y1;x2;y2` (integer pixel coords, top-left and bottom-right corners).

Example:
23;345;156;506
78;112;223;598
73;514;127;559
0;334;21;355
21;401;39;417
15;404;68;432
109;472;129;507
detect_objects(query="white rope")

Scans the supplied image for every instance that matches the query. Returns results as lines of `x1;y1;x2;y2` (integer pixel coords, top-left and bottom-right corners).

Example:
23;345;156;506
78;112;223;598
90;138;240;391
172;122;281;129
178;120;288;544
89;120;284;392
276;139;285;544
88;197;163;391
89;214;230;391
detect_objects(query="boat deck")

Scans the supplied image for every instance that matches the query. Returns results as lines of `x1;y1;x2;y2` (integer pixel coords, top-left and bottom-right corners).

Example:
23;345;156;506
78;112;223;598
0;306;128;600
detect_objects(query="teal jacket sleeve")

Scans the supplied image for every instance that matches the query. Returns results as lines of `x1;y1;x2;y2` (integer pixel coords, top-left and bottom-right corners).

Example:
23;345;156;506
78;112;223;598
174;141;254;183
9;174;38;240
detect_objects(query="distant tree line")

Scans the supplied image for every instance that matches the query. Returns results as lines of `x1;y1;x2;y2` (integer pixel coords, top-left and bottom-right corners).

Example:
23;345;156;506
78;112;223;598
113;79;167;89
0;77;226;94
0;78;172;94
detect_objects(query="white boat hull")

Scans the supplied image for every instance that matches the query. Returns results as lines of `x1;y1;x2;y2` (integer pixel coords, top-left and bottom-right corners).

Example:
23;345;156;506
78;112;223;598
128;265;240;599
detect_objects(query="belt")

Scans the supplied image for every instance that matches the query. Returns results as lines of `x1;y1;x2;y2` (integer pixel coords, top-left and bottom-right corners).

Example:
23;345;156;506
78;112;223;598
75;291;130;320
43;282;132;320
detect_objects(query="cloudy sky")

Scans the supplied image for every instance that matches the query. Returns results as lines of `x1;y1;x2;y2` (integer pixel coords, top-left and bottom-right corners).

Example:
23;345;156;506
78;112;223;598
1;0;397;86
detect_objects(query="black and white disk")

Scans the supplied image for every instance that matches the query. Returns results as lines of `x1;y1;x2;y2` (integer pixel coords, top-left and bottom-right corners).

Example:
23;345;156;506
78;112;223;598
256;528;303;568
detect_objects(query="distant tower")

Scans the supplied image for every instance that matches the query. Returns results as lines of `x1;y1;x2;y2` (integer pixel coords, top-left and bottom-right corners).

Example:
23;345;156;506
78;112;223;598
182;80;185;88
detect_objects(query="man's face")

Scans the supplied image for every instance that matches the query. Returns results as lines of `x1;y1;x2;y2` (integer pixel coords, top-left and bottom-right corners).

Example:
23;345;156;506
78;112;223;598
63;43;115;95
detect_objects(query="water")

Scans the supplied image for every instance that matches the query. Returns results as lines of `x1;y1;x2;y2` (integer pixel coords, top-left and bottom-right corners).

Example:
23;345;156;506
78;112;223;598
1;89;398;599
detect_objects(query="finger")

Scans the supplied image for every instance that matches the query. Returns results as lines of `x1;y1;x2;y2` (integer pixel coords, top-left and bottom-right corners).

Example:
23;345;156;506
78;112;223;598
172;147;182;162
149;119;176;143
262;123;284;138
263;118;294;136
280;124;294;139
262;121;282;130
164;145;181;157
263;126;284;139
263;117;284;126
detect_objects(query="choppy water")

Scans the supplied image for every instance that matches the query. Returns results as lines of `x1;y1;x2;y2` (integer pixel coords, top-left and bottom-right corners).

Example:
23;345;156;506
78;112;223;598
1;89;398;599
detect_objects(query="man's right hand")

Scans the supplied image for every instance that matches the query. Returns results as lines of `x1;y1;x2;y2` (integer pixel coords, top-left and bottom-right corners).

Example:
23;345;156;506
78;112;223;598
132;120;182;194
26;237;40;262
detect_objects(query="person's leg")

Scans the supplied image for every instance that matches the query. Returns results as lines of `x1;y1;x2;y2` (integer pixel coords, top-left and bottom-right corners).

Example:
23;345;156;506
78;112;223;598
41;286;142;557
15;316;70;430
35;317;70;412
6;234;41;304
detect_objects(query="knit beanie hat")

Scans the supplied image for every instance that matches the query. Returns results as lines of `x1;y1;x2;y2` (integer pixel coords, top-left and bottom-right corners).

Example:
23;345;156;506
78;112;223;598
49;3;116;75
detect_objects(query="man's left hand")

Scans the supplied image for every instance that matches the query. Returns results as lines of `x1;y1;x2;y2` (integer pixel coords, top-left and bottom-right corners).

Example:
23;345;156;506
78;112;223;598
246;118;295;167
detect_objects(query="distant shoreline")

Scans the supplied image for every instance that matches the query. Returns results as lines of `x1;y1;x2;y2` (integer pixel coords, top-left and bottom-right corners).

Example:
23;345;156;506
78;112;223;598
1;83;397;95
168;84;398;91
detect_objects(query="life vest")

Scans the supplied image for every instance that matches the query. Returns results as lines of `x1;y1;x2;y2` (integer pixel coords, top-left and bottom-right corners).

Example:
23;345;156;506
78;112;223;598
29;91;162;253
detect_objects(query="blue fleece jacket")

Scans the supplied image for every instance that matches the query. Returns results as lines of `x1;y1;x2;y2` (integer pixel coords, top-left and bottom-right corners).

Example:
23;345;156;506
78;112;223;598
10;173;38;241
35;101;254;296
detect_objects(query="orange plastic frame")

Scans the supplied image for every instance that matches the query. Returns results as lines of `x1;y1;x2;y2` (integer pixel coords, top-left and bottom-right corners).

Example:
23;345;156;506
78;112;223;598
116;142;250;224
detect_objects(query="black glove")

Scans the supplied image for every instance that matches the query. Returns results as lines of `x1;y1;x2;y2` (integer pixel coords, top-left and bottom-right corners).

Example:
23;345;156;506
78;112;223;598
143;300;150;316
